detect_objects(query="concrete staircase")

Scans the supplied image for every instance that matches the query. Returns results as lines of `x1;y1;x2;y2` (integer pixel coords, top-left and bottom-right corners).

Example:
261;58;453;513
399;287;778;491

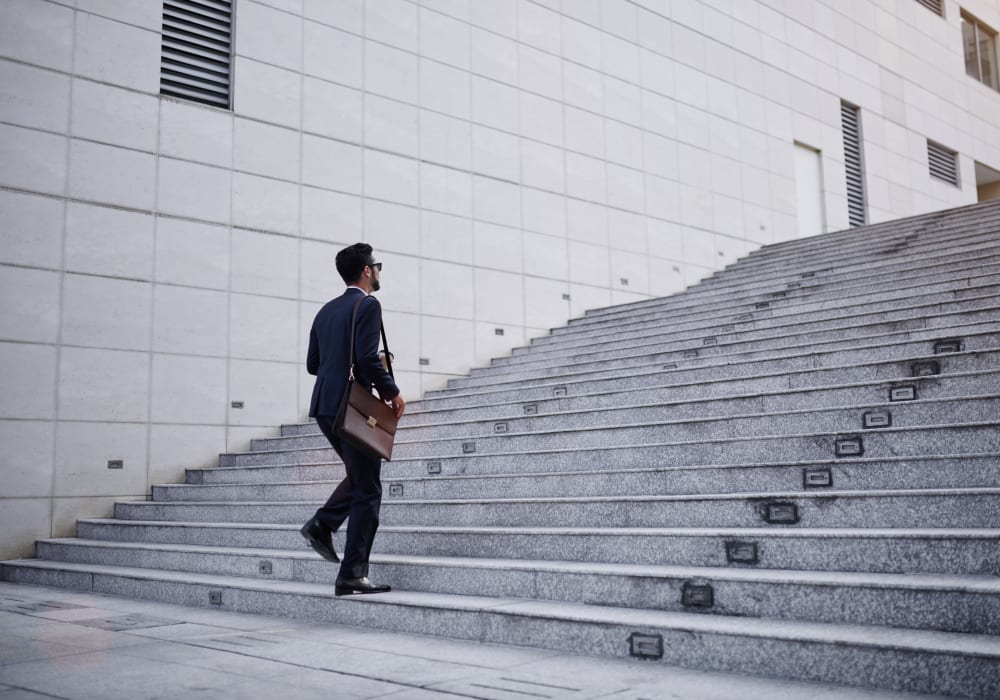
5;201;1000;696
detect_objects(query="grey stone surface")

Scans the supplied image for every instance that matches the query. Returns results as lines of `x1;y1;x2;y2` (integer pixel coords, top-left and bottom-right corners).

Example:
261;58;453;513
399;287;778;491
27;541;1000;633
120;487;1000;529
6;202;1000;696
536;270;1000;344
250;387;1000;450
182;454;1000;504
532;256;1000;349
46;520;1000;576
448;312;1000;391
494;280;1000;366
415;342;1000;414
568;227;1000;325
1;582;950;699
433;332;1000;403
545;259;1000;346
0;580;991;698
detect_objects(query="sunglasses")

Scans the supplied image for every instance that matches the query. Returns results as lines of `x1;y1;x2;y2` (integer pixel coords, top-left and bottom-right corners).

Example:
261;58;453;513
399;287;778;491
368;261;382;271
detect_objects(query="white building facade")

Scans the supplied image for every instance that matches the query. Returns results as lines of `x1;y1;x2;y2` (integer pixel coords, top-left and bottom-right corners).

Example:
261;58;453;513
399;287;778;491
1;0;999;557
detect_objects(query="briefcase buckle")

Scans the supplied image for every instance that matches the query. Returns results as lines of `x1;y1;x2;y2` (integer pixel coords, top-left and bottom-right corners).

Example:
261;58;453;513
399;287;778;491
366;416;377;428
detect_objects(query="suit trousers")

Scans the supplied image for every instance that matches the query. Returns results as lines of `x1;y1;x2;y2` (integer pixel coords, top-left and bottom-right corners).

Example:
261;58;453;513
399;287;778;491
313;414;383;580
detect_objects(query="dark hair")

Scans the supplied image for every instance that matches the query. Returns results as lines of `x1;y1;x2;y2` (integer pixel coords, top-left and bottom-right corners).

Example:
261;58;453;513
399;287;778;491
335;243;373;284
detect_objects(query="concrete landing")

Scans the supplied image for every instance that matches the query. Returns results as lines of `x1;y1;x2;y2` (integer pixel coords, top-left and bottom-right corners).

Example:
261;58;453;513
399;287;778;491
0;581;943;700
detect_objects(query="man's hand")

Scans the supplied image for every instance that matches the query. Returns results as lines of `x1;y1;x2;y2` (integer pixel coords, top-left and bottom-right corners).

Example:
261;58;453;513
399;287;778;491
390;394;406;419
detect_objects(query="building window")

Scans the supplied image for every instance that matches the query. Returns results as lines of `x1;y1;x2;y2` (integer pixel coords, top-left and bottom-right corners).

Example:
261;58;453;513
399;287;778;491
928;140;960;186
962;11;999;90
160;0;234;108
915;0;944;16
840;102;866;228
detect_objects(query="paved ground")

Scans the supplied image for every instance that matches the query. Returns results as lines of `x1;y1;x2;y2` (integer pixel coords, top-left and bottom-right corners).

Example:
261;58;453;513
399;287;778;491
0;581;944;700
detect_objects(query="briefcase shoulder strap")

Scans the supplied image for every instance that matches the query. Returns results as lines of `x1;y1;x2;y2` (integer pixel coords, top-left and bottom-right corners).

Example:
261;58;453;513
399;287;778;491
347;295;394;381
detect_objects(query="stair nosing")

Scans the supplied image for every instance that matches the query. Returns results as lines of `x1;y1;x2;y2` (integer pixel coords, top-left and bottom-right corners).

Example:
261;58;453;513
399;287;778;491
31;539;1000;593
6;559;1000;657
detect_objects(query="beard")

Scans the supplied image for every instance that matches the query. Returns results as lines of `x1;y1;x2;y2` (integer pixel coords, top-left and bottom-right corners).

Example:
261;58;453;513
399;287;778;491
371;278;380;292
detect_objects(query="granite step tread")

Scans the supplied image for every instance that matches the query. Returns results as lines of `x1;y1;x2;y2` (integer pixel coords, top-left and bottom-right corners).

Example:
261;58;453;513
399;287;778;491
119;487;1000;529
731;202;997;254
608;224;1000;297
6;558;1000;661
510;285;1000;364
32;538;1000;594
417;344;999;411
636;218;997;285
73;519;1000;542
29;540;1000;633
460;304;1000;385
714;210;995;260
698;227;1000;283
364;369;1000;430
144;486;1000;503
284;363;999;433
534;291;1000;363
439;327;1000;396
569;251;998;317
549;268;1000;344
225;419;1000;468
70;519;1000;574
568;247;1000;330
567;263;1000;339
186;454;1000;496
708;222;997;269
636;243;1000;309
257;389;1000;449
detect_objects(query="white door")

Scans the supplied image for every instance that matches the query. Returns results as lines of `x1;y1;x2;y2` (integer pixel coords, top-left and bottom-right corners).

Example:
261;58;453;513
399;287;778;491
793;143;826;238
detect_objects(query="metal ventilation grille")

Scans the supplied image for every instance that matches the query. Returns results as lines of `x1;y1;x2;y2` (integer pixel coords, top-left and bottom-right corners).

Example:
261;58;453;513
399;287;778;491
160;0;233;108
841;102;866;228
928;141;959;185
914;0;944;16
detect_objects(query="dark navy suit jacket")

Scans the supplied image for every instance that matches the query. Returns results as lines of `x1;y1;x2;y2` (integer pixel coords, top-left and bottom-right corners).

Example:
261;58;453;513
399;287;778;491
307;288;399;418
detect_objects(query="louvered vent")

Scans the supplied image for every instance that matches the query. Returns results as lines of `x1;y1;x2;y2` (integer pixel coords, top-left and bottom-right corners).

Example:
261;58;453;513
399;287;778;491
928;141;959;185
914;0;944;16
840;102;866;228
160;0;233;109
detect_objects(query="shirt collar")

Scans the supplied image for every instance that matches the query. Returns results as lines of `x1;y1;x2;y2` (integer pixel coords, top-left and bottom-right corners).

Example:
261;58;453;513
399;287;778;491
346;285;368;296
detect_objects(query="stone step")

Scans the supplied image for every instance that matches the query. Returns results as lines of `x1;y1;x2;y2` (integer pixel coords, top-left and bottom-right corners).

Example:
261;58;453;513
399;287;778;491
252;394;1000;452
445;319;999;395
388;414;1000;466
730;204;994;256
630;215;1000;299
674;232;1000;304
68;520;1000;576
364;344;1000;416
126;487;1000;529
507;277;1000;363
414;338;1000;410
569;215;1000;337
729;202;998;261
367;368;1000;432
508;319;1000;402
3;559;997;696
225;415;1000;468
700;216;1000;284
188;453;1000;498
366;422;1000;478
562;244;1000;337
552;255;1000;344
286;347;998;429
455;301;1000;389
28;539;1000;635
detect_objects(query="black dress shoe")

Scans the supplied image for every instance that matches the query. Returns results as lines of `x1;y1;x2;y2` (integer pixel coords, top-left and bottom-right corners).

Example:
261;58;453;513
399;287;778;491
300;518;339;563
335;577;391;596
